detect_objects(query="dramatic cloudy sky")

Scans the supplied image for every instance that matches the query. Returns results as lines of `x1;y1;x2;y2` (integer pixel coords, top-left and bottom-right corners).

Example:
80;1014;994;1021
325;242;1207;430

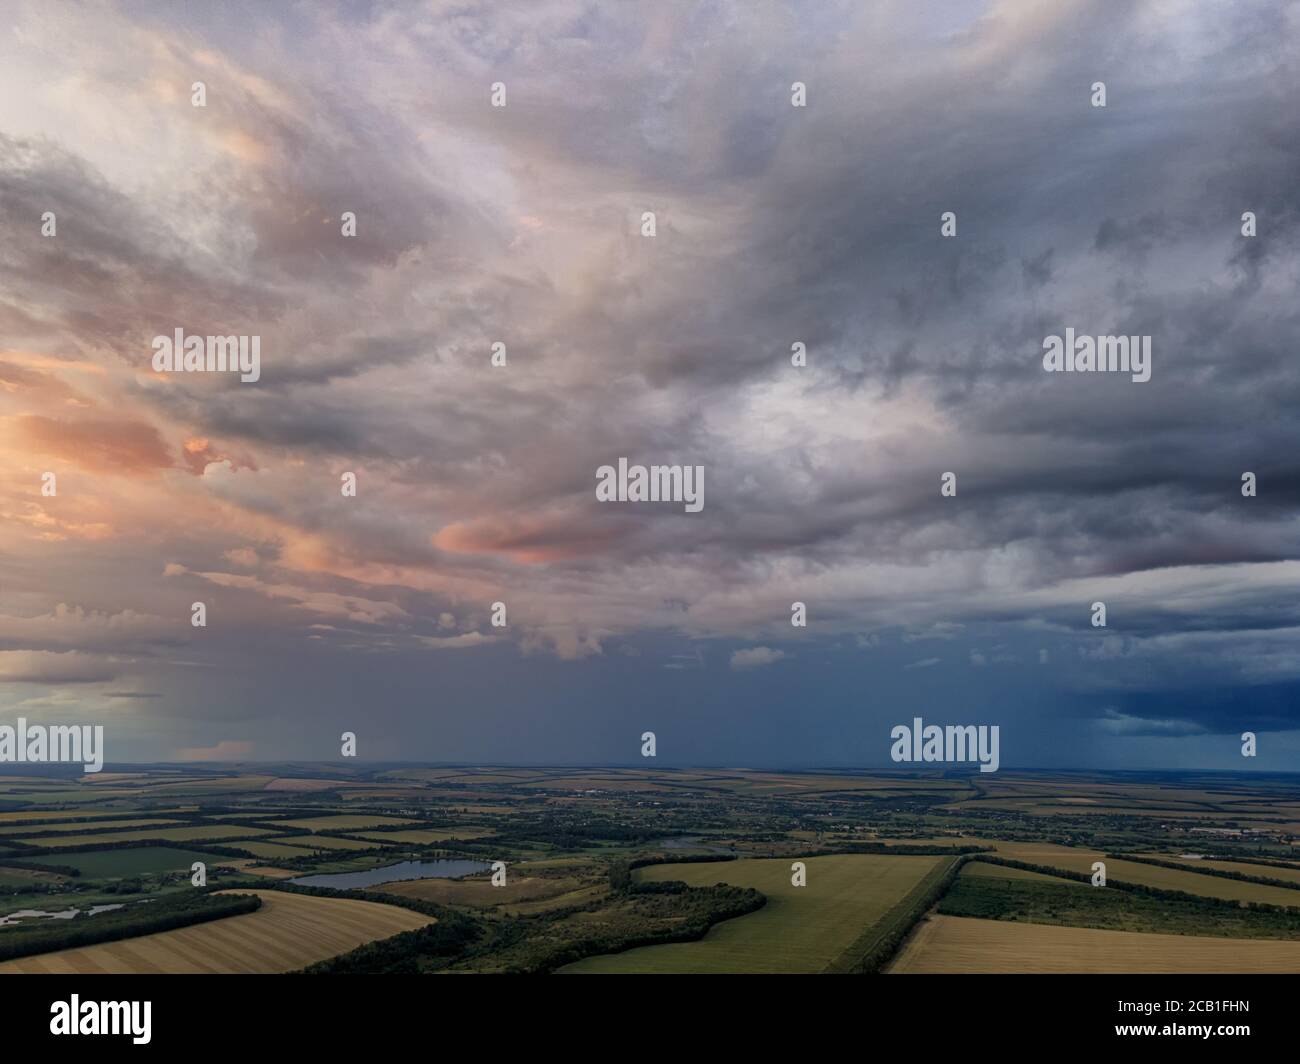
1;0;1298;769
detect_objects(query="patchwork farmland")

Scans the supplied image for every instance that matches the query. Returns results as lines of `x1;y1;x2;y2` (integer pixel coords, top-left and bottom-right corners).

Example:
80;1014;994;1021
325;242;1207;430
3;764;1300;974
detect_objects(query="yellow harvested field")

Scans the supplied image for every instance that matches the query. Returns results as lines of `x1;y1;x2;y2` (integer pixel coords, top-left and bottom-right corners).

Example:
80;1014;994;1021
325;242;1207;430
0;890;434;974
237;865;301;879
889;915;1300;973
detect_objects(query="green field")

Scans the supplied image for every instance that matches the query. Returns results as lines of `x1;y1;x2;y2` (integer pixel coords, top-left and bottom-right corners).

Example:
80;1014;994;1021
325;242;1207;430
560;854;942;974
9;847;225;877
960;861;1080;885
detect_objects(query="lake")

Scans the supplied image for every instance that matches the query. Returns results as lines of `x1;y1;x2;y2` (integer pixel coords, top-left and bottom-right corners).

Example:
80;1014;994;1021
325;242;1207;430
289;859;492;890
0;903;125;928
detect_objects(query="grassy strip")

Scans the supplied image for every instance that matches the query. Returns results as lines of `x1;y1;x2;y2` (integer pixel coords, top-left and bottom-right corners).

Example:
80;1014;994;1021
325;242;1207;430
0;890;260;963
1186;854;1300;872
969;855;1300;912
1109;852;1300;893
825;855;965;974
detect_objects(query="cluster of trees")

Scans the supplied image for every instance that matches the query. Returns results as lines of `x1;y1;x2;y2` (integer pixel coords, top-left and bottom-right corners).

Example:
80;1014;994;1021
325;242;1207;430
608;859;632;892
506;883;765;974
939;869;1300;937
302;910;484;974
625;853;738;874
296;867;765;975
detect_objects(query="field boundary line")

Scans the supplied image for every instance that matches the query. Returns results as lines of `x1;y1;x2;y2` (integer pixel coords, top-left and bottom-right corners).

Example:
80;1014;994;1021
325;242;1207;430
823;855;965;974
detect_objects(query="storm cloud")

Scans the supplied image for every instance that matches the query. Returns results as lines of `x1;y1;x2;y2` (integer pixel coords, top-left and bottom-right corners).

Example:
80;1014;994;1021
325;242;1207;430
1;0;1298;766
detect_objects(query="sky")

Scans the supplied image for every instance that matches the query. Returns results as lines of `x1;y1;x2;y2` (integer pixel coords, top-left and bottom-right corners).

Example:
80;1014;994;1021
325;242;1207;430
1;0;1299;770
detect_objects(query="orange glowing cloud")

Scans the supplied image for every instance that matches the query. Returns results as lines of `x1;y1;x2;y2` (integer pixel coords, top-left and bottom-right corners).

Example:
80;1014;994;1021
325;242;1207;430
433;514;624;564
12;415;173;474
181;436;256;476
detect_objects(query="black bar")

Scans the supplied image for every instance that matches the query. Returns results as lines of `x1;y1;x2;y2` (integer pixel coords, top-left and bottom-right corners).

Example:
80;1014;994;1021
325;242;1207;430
1;974;1290;1051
